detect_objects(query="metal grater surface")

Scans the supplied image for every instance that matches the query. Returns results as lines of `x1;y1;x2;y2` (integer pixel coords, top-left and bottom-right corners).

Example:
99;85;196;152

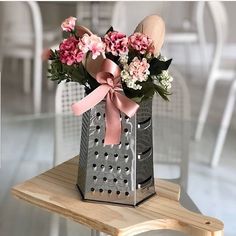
77;99;155;206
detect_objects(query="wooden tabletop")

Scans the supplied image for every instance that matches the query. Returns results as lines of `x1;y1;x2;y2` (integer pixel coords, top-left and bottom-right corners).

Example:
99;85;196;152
11;157;224;236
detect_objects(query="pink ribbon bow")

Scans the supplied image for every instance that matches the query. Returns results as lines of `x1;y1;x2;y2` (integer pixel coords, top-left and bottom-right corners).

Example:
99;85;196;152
72;59;139;145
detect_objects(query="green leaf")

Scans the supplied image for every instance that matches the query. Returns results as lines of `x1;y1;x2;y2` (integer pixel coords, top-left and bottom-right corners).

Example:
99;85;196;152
153;84;171;101
105;26;114;34
149;58;172;75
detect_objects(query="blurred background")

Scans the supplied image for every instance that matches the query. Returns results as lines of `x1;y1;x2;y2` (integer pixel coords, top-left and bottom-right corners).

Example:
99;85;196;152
0;1;236;236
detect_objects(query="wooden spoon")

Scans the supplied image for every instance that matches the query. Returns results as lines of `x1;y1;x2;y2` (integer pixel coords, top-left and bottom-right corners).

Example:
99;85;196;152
135;14;165;55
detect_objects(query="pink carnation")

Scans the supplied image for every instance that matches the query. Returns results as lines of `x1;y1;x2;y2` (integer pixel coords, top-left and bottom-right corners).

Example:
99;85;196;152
128;57;150;82
128;32;154;54
104;31;128;56
61;16;77;32
59;37;84;65
78;34;105;59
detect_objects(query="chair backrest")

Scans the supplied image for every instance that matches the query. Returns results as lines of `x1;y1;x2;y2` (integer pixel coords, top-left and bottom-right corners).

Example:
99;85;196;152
1;1;43;48
54;81;84;165
206;2;228;72
111;2;169;35
76;2;115;35
2;2;33;45
54;70;191;189
152;67;191;190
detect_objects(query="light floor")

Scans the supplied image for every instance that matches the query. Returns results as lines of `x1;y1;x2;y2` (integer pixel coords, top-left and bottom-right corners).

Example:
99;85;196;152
0;59;236;236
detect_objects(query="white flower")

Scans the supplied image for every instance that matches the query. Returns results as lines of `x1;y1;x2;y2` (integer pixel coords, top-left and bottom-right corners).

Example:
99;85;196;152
126;80;142;90
157;70;173;90
119;54;128;65
158;55;168;61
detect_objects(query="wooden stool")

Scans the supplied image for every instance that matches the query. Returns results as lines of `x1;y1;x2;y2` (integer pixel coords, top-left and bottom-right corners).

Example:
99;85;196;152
11;157;224;236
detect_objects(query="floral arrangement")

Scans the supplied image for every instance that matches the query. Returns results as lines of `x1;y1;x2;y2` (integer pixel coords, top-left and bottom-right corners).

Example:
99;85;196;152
48;16;173;103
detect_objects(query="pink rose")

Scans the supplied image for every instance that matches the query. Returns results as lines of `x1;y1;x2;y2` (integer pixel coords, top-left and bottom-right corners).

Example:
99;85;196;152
128;32;154;54
78;34;105;59
104;31;128;56
128;57;150;82
59;37;84;65
61;16;77;32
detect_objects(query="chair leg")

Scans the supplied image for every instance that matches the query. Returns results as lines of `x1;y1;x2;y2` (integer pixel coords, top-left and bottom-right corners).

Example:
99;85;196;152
196;1;208;75
211;80;236;167
195;74;217;141
33;55;42;114
23;58;31;94
27;1;43;114
0;53;3;73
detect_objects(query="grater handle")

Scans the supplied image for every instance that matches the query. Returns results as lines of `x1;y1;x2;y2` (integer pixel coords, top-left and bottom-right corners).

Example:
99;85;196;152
137;147;152;160
138;117;152;130
138;176;153;189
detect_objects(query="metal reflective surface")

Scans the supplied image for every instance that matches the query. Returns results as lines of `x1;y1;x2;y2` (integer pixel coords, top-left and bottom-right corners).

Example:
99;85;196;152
77;99;155;206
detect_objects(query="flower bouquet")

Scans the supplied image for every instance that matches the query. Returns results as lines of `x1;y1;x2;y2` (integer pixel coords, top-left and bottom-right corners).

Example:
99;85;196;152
48;15;173;206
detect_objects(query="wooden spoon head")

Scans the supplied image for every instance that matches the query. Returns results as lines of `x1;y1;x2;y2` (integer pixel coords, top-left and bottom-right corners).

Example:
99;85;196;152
135;15;165;55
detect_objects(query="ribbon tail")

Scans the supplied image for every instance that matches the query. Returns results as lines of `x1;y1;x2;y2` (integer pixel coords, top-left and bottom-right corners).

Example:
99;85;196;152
113;92;139;118
104;92;121;145
72;85;110;116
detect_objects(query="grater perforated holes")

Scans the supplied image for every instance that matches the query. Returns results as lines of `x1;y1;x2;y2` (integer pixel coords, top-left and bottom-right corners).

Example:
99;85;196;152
108;190;112;194
93;176;97;180
125;192;129;196
96;112;101;117
103;177;107;182
117;166;121;171
101;164;105;169
99;189;103;193
124;179;128;184
92;164;97;169
108;165;113;171
96;125;100;130
91;188;95;192
104;152;108;157
124;154;129;160
94;138;99;143
116;191;120;195
113;178;117;183
114;153;118;157
125;167;129;172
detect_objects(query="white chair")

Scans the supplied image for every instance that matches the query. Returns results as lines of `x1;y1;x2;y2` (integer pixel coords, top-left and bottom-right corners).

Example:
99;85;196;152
153;67;191;190
211;79;236;167
0;1;60;114
195;2;235;144
111;2;207;74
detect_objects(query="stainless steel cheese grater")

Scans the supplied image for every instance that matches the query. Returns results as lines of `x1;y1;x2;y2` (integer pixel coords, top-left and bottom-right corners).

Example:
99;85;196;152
77;99;155;206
